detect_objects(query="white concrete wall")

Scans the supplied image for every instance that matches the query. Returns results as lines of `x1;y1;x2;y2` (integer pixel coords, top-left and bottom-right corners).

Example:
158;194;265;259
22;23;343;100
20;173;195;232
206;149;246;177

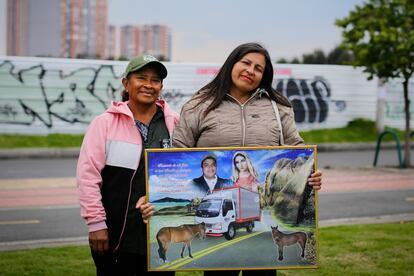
0;56;412;134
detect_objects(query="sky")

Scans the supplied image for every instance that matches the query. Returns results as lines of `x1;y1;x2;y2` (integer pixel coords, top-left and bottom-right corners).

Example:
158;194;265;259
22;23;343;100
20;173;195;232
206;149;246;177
147;148;314;201
108;0;366;63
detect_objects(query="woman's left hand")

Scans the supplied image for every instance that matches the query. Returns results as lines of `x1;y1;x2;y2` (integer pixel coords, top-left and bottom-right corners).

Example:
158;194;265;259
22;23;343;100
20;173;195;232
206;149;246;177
136;196;155;224
308;169;322;191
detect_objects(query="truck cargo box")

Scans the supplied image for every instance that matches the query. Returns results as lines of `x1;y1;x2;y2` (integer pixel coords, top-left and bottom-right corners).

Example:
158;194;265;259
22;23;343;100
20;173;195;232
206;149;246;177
205;187;261;221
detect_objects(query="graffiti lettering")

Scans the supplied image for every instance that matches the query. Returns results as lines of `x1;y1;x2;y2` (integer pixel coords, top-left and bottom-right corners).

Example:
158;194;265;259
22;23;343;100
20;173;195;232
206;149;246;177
275;77;345;124
0;60;123;128
0;59;350;132
0;104;19;118
385;101;414;120
162;89;186;107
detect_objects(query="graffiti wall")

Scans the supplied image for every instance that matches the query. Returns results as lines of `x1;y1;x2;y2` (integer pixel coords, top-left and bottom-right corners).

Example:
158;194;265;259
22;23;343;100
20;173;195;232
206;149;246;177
0;56;412;134
383;79;414;130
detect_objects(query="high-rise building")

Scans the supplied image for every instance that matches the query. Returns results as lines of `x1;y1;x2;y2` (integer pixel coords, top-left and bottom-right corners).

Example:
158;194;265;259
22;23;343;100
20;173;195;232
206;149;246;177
7;0;107;58
109;24;171;60
60;0;108;58
119;25;139;60
94;1;107;59
106;25;120;59
7;0;28;56
0;0;8;55
29;0;61;57
144;25;171;61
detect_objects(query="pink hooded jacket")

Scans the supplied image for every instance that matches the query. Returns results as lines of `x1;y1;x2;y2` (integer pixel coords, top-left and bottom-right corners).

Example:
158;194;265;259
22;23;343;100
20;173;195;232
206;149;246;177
77;100;179;233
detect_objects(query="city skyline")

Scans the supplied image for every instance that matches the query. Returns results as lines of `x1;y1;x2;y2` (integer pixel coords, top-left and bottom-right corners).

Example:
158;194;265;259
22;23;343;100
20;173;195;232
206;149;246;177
107;24;171;60
3;0;171;60
108;0;366;63
0;0;368;63
6;0;108;59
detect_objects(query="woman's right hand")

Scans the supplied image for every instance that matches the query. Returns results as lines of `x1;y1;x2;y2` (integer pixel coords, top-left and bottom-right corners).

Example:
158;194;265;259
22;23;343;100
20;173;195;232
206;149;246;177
308;170;322;191
136;196;155;224
89;229;109;254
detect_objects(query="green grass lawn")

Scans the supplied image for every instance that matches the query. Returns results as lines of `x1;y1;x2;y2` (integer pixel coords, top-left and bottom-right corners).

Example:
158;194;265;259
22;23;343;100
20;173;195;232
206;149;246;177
0;222;413;275
300;118;408;144
0;133;84;149
0;119;410;148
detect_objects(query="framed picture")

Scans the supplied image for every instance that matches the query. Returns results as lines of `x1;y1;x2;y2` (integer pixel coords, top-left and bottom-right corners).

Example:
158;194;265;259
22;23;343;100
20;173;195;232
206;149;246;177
145;146;318;271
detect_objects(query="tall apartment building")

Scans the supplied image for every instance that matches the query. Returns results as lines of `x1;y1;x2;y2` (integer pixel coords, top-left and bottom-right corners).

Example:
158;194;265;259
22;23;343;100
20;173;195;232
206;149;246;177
6;0;28;56
142;25;171;61
0;0;6;56
107;24;171;61
119;25;140;60
106;25;121;59
7;0;107;58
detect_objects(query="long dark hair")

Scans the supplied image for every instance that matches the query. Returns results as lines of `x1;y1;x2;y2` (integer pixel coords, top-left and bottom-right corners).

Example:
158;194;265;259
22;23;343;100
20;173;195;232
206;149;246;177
193;42;291;115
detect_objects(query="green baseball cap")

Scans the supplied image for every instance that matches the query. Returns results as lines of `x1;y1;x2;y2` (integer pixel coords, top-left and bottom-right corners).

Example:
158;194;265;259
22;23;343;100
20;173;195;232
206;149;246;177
123;54;167;79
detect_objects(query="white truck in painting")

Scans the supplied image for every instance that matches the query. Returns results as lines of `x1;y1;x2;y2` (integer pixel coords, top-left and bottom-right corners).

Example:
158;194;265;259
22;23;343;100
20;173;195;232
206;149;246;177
195;187;261;240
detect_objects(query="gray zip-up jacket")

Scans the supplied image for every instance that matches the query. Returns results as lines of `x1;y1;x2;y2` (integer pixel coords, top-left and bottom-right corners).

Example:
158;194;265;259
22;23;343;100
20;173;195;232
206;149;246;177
172;89;304;148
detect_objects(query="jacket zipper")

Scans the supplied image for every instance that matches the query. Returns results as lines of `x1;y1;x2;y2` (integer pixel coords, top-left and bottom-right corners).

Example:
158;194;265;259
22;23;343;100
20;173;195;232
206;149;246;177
227;89;261;146
241;105;246;146
114;168;136;252
114;121;141;252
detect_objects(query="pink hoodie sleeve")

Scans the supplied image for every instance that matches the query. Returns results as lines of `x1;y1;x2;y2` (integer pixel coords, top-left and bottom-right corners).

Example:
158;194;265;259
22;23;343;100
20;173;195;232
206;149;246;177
76;115;109;232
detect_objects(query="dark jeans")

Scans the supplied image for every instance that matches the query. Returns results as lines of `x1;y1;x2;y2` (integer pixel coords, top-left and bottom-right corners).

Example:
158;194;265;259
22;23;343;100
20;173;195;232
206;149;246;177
91;250;175;276
204;270;276;276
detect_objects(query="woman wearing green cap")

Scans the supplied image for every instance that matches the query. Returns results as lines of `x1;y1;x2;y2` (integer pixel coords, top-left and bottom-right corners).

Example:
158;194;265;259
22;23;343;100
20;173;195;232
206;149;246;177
77;54;178;275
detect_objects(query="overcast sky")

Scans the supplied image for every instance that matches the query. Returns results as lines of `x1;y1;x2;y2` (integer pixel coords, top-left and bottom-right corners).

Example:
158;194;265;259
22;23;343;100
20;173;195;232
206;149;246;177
108;0;366;63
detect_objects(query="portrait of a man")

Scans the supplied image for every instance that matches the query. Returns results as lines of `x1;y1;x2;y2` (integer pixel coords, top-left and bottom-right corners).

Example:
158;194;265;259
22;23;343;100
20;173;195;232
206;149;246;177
191;154;233;195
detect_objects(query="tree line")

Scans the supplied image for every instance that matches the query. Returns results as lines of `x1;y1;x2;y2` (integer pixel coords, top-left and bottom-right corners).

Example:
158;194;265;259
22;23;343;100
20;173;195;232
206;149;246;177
276;46;354;65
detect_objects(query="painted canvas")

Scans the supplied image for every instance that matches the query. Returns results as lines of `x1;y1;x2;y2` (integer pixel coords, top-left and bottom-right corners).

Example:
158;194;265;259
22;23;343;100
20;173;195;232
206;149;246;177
145;146;318;271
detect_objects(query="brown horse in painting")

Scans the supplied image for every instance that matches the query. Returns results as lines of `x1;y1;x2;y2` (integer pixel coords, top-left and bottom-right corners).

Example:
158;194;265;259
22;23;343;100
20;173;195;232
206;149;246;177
271;226;307;261
156;222;206;262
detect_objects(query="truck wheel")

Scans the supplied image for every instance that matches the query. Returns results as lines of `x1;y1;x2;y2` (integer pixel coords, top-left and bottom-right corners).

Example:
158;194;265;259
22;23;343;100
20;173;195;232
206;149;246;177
224;223;236;240
246;222;254;233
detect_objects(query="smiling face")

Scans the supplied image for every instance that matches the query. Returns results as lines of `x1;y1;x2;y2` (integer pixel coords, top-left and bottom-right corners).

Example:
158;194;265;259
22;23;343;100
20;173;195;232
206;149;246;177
122;66;163;107
202;158;217;180
230;52;266;100
234;155;248;173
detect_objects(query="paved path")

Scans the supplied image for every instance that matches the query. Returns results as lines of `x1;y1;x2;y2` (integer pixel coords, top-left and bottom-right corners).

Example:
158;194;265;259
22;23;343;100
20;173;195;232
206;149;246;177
321;167;414;193
1;167;413;208
0;167;413;251
0;178;76;208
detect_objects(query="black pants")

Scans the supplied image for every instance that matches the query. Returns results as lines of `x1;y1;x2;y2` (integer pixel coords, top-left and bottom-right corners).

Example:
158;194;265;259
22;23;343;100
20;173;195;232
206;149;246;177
204;270;276;276
91;250;175;276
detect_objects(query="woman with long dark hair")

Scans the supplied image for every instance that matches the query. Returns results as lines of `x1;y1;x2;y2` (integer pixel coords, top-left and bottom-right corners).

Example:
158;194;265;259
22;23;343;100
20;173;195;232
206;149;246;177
232;151;260;192
173;42;322;276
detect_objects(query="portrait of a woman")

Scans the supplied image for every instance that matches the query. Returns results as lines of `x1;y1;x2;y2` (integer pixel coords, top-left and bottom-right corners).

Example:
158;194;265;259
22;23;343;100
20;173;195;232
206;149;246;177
232;151;260;192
